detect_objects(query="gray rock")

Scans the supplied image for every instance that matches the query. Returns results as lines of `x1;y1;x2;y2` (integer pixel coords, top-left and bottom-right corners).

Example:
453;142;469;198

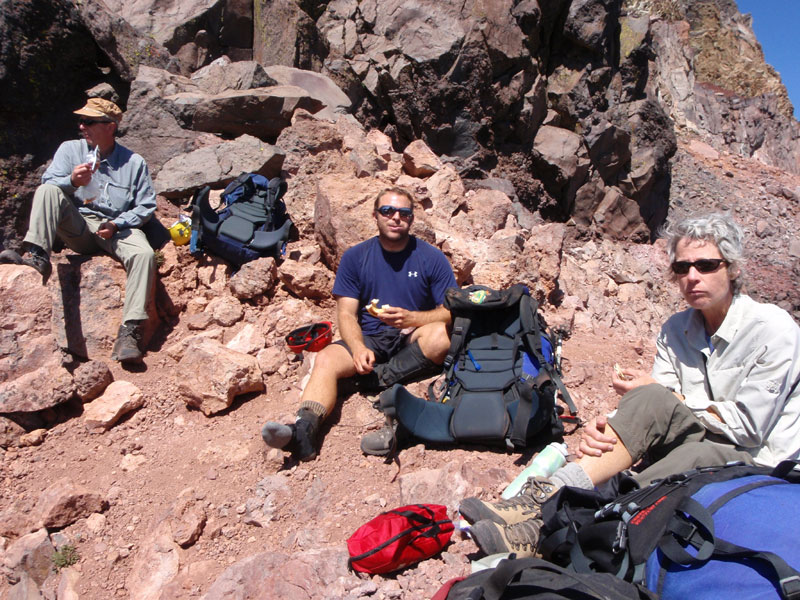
155;135;285;199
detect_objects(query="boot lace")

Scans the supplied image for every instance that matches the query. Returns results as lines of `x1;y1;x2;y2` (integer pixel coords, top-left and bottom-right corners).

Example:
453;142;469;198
504;518;542;551
493;476;556;517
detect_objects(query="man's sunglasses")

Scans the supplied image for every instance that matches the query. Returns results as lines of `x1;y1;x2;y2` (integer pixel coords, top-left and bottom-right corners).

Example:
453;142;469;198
78;118;112;126
376;205;413;219
671;258;728;275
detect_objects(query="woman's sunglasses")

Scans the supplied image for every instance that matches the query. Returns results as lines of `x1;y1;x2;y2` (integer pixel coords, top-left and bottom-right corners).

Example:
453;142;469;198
376;205;413;219
671;258;728;275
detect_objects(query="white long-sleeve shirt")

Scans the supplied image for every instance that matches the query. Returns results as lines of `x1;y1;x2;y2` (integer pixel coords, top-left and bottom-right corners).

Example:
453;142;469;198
652;294;800;467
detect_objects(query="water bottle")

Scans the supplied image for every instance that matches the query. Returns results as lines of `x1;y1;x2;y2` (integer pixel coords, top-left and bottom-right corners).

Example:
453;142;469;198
501;442;568;499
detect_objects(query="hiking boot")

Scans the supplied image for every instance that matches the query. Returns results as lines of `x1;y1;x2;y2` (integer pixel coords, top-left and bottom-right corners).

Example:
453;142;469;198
470;517;543;558
0;247;52;285
111;322;143;363
459;476;559;526
261;407;322;462
360;420;398;456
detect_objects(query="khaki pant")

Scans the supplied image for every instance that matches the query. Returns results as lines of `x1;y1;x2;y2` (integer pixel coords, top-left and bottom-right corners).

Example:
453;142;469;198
24;183;155;322
608;383;755;485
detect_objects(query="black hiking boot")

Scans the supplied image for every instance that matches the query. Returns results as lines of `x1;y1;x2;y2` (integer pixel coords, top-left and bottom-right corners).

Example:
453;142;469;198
0;245;52;285
111;321;144;363
261;406;322;461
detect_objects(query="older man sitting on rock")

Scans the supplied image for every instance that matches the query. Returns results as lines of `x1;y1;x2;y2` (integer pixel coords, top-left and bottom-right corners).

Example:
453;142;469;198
0;98;157;363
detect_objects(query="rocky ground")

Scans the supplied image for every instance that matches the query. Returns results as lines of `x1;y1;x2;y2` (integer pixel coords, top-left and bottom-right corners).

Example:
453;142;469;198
1;128;799;600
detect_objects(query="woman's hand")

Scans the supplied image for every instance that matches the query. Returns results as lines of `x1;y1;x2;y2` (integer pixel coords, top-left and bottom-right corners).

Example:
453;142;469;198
576;415;617;458
611;367;655;396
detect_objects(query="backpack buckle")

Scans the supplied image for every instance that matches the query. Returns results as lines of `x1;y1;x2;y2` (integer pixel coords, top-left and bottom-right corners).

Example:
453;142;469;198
781;576;800;599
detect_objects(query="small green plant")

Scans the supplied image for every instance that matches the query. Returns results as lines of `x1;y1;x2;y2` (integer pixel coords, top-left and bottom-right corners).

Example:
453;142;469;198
154;249;165;268
52;544;80;572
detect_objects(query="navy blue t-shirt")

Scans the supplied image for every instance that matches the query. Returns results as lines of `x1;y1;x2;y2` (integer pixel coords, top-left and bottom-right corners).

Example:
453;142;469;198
332;236;457;335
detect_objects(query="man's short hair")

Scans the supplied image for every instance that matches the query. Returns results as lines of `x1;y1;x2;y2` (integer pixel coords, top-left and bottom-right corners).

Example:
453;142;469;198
374;187;415;210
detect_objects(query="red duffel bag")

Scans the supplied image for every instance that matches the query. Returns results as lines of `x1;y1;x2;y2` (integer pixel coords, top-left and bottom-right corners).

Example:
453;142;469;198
347;504;454;574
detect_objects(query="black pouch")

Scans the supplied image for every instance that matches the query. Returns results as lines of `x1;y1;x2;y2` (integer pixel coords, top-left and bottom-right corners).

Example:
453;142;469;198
450;390;509;442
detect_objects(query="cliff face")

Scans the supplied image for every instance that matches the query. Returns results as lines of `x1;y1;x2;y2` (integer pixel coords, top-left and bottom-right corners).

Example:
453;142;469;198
634;0;800;174
0;0;797;254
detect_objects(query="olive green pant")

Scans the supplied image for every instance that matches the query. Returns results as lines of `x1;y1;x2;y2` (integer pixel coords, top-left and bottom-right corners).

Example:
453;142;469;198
24;183;155;322
608;383;755;485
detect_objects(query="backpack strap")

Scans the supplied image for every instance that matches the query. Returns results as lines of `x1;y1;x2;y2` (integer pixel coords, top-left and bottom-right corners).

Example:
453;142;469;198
519;294;577;416
658;477;800;600
222;172;254;202
438;314;472;400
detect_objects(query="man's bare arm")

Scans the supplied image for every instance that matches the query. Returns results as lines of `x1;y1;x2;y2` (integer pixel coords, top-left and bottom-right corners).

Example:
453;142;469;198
378;305;451;330
336;296;375;374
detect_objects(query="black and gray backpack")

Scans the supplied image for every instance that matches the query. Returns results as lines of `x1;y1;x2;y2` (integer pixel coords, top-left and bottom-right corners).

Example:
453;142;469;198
189;173;291;267
380;284;577;450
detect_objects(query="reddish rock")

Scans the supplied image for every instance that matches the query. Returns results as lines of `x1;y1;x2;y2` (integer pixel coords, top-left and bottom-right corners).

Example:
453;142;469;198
34;479;108;530
228;257;278;300
206;295;244;327
2;528;55;586
277;260;334;301
72;360;114;402
83;381;146;431
402;140;443;178
178;339;264;416
226;324;266;356
0;364;75;413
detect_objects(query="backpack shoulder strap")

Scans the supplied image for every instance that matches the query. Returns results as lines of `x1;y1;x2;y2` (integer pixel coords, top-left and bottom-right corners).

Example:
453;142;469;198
519;294;577;416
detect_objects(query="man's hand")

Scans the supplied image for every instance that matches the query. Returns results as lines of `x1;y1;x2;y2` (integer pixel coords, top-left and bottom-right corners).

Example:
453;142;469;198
378;306;415;329
576;415;617;458
96;221;118;240
70;162;96;187
611;367;655;396
351;344;376;374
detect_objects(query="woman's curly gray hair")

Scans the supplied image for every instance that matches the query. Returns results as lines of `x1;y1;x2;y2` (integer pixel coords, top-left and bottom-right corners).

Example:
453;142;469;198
663;213;745;294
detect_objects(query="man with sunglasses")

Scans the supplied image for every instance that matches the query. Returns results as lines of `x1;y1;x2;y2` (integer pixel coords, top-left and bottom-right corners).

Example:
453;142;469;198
262;187;457;461
0;98;156;363
460;213;800;558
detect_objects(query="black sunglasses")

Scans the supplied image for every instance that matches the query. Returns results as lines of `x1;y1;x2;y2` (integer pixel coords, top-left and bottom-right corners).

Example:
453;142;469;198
78;118;111;126
377;205;413;219
671;258;728;275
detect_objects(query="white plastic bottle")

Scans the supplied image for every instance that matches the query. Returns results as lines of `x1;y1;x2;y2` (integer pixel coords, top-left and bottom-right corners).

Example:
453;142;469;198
501;442;568;499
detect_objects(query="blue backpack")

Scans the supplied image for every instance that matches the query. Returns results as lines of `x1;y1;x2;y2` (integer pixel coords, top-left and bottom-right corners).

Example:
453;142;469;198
379;284;577;450
190;173;292;267
539;461;800;600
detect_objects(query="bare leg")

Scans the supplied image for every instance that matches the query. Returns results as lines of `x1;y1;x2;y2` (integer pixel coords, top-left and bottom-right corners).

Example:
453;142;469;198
575;422;634;486
410;321;450;364
299;343;358;415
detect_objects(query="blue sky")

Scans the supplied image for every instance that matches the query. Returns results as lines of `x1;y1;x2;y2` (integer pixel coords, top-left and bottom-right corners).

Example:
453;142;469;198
736;0;800;119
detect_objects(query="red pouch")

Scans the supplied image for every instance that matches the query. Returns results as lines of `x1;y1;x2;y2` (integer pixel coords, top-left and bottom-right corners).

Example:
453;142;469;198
347;504;454;574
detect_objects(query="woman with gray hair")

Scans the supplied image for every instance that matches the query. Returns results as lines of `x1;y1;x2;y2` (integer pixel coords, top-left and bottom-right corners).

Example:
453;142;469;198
461;212;800;557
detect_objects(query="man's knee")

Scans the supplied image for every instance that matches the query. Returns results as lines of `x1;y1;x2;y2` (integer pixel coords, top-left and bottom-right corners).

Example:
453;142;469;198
32;184;67;212
414;322;450;363
310;344;356;380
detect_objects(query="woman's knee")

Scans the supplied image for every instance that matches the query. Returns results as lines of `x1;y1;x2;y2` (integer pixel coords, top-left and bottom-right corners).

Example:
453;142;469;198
617;383;679;419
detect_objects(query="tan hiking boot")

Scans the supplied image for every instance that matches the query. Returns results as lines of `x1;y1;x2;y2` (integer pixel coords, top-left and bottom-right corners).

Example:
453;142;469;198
459;476;559;526
470;517;544;558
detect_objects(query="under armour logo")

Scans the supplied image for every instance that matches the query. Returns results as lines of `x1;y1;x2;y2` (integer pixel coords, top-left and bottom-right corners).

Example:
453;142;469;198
408;271;418;277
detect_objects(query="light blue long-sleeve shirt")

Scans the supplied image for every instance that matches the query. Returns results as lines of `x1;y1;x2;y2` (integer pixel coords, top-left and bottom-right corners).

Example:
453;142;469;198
42;138;156;230
652;294;800;467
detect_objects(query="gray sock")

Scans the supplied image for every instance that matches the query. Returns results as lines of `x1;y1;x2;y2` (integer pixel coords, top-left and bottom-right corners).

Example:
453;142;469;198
261;421;293;449
551;462;594;490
